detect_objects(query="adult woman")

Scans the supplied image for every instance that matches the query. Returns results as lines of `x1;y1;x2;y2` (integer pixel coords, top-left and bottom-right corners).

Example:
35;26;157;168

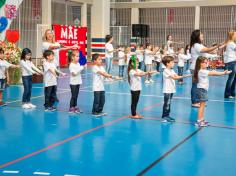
224;30;236;99
190;30;224;108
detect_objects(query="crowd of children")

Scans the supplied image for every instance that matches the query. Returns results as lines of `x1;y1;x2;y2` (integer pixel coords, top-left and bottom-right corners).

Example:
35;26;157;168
0;31;235;128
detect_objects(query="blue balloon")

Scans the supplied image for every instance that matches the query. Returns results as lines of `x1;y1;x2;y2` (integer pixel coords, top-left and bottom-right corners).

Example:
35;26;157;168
0;17;8;33
79;51;87;66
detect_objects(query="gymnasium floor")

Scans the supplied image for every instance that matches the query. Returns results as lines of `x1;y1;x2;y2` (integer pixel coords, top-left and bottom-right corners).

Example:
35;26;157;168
0;65;235;176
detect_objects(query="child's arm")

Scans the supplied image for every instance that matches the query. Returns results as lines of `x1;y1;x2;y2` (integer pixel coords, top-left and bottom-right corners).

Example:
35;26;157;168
97;71;112;78
55;68;66;76
170;74;192;80
48;68;58;77
20;61;36;74
31;63;43;75
208;70;232;76
71;66;84;76
134;71;148;77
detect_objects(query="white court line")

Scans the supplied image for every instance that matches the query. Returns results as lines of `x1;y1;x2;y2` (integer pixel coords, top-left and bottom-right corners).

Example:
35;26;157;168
33;172;50;175
2;170;19;174
64;174;80;176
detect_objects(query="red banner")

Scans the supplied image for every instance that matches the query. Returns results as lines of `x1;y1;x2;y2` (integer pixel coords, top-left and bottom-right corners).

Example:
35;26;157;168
53;24;87;67
168;9;174;24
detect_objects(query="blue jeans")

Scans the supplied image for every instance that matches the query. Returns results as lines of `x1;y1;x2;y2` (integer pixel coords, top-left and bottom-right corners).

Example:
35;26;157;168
138;61;145;71
162;93;173;118
178;66;184;82
105;57;113;74
224;61;236;98
119;65;125;77
22;76;32;103
92;91;105;114
186;60;190;70
190;70;198;104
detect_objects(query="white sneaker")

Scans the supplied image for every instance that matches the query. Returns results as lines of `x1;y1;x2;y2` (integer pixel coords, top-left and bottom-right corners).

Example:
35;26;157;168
22;104;31;109
145;80;150;84
150;79;154;83
28;103;36;108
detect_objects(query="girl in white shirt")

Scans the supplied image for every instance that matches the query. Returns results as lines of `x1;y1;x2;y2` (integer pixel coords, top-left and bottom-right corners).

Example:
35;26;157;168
184;45;191;71
193;56;231;127
153;46;161;72
128;56;156;119
0;48;19;106
68;51;85;114
224;30;236;99
20;48;43;109
145;44;157;84
136;45;145;71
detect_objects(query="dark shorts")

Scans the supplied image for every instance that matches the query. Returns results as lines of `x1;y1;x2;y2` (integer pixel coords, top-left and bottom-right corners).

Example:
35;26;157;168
196;88;208;102
0;79;6;91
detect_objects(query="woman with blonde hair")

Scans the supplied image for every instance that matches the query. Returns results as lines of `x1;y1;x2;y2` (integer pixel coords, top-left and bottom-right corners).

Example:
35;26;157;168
224;30;236;99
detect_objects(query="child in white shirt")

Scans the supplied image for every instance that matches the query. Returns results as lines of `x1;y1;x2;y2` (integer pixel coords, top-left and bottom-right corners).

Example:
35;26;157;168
193;56;231;127
92;53;120;117
118;46;125;78
136;45;145;71
145;44;156;84
68;50;85;114
0;48;19;106
20;48;43;109
43;50;66;112
162;56;191;123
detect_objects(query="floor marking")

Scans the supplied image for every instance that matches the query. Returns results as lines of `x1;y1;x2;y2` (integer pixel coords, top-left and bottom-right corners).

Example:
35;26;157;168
64;174;80;176
2;170;19;174
137;127;203;176
33;172;51;175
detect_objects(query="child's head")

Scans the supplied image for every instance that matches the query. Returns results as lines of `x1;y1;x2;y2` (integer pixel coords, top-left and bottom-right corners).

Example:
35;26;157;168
162;56;175;68
44;29;54;42
146;43;152;50
194;56;208;83
105;35;113;43
125;47;131;54
178;47;184;54
118;45;124;51
43;50;54;62
21;48;32;61
0;48;4;59
127;56;139;83
167;34;172;41
92;53;102;65
68;50;79;63
227;30;236;42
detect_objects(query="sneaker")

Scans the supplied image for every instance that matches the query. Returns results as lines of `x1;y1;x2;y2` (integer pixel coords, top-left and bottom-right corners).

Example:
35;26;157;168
228;96;235;99
0;102;7;106
69;107;75;113
167;116;175;122
92;112;102;117
45;108;49;112
22;104;31;109
48;107;56;112
100;112;107;116
28;103;36;108
162;117;170;123
145;80;150;84
150;79;154;83
195;120;210;127
74;107;83;114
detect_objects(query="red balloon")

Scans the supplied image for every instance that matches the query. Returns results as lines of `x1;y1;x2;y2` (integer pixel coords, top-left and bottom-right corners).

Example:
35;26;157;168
6;29;20;43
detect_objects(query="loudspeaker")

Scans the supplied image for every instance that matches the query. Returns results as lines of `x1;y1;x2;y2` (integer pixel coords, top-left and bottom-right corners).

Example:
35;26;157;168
132;24;142;37
132;24;149;38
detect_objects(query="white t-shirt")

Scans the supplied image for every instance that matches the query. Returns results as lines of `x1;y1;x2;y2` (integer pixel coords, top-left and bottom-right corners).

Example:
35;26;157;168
163;68;176;93
69;62;84;85
42;42;60;67
145;49;153;65
92;65;105;91
190;43;206;70
43;61;57;87
154;52;161;62
136;50;144;62
178;54;190;67
197;69;210;91
0;60;12;79
129;69;142;91
20;60;39;76
118;51;125;66
105;43;114;58
225;42;236;63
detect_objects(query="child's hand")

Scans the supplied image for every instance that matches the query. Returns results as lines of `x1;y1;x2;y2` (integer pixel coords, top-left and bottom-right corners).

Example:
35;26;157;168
148;70;159;75
224;70;232;75
112;76;122;80
183;74;192;78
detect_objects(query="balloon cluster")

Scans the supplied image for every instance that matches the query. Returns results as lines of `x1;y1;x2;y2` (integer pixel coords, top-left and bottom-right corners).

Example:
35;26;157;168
5;4;17;20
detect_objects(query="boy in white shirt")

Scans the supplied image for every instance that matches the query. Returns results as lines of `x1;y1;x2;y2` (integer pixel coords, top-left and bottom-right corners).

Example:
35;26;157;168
43;50;66;112
92;53;120;117
0;48;19;106
118;46;125;78
162;56;191;122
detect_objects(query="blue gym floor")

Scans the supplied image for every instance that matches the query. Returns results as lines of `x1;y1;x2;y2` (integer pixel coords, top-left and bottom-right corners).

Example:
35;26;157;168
0;65;235;176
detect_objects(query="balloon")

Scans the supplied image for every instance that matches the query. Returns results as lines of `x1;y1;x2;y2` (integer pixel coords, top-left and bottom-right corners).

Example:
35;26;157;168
5;4;17;20
0;0;6;8
79;51;87;66
0;16;8;33
6;29;20;43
